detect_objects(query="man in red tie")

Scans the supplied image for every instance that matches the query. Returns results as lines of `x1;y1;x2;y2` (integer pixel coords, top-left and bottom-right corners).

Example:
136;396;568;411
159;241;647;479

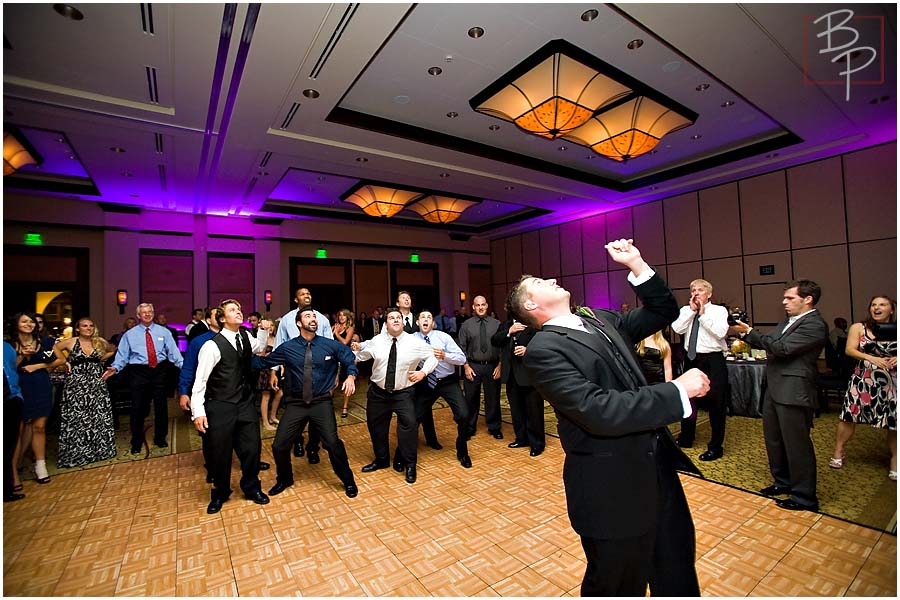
103;303;183;454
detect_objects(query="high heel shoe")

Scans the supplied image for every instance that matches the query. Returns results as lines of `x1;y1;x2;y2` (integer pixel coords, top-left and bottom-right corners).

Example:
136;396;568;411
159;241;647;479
828;455;844;469
889;470;897;481
12;483;23;492
33;461;51;484
341;408;349;418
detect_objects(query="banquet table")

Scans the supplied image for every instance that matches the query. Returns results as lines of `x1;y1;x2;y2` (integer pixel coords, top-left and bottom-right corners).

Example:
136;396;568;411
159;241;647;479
727;359;767;418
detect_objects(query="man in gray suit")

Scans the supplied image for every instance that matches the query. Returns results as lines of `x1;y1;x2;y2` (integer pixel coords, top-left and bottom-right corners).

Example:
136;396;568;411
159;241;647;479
734;280;828;512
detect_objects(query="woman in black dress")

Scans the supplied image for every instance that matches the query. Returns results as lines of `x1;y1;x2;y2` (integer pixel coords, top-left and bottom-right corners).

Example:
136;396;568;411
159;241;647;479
52;318;118;468
636;330;673;384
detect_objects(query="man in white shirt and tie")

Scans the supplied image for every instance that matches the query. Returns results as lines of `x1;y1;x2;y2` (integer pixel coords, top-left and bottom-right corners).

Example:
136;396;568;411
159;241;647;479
351;307;437;484
671;279;730;461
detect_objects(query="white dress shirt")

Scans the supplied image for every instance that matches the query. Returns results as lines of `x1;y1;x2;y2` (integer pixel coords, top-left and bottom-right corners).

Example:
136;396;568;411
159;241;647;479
671;302;729;353
782;308;817;333
414;329;466;379
356;331;438;391
190;327;268;419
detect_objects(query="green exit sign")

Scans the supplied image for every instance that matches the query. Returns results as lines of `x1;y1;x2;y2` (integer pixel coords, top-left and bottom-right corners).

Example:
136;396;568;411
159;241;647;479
316;248;327;259
409;253;420;263
24;232;43;246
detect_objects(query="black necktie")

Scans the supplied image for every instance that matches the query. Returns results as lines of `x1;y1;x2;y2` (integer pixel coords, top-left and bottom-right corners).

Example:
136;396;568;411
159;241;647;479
687;313;700;361
479;318;488;354
423;335;438;388
405;316;412;331
385;337;398;392
303;341;313;404
235;332;243;355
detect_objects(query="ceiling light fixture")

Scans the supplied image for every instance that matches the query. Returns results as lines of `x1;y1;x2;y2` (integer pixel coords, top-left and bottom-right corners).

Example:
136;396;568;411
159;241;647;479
342;184;421;218
3;127;41;175
721;100;735;107
302;89;320;99
407;195;480;224
110;146;126;153
53;4;84;20
488;124;501;131
581;9;599;22
446;111;459;118
355;157;368;162
439;172;450;178
427;66;443;76
626;39;644;50
695;83;710;91
504;185;515;190
468;26;484;39
470;39;696;161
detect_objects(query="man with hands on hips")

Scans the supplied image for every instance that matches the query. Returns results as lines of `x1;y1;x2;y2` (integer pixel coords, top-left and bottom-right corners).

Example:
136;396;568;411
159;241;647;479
508;238;710;597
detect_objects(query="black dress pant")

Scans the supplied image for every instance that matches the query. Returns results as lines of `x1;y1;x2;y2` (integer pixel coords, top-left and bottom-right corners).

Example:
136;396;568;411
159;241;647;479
414;375;470;458
678;352;728;451
204;396;262;500
127;363;170;449
4;396;22;497
763;397;818;506
580;450;699;597
283;370;322;453
272;397;354;488
367;384;417;466
463;361;501;434
506;381;545;449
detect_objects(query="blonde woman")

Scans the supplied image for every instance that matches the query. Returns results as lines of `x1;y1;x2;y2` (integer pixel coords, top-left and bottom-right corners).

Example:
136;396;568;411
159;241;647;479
258;319;283;429
331;309;355;417
636;330;673;383
52;318;117;468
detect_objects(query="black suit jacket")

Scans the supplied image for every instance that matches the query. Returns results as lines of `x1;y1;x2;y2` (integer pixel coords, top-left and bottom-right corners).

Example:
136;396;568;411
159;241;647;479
187;320;209;342
523;271;699;540
491;320;537;386
746;311;828;408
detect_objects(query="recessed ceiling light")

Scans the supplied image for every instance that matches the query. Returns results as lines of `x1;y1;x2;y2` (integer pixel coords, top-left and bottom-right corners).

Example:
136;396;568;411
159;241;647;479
468;26;484;38
649;186;658;191
67;155;76;160
355;157;368;162
427;66;443;76
690;134;702;140
650;150;658;155
258;170;269;176
504;185;515;190
121;171;133;177
558;196;566;201
302;89;320;99
393;95;410;104
627;39;644;50
558;146;568;151
53;4;84;20
488;124;501;131
439;172;450;178
765;153;780;158
721;100;735;108
109;146;126;153
585;154;596;160
56;137;66;143
695;83;711;91
580;9;599;22
446;111;459;118
444;55;454;63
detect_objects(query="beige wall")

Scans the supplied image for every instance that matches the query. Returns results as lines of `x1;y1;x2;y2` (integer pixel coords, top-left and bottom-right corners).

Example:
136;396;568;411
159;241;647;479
3;195;489;334
490;142;897;327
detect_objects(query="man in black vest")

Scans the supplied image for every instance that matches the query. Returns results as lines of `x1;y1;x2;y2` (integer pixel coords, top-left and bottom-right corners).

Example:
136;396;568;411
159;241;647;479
191;299;272;514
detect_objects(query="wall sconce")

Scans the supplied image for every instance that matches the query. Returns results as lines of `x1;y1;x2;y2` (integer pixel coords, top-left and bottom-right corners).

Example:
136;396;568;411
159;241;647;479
116;289;128;315
263;289;273;312
459;290;467;307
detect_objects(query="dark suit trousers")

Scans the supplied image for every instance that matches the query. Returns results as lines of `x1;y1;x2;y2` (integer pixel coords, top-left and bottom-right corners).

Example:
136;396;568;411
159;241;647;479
506;382;545;449
763;396;817;506
367;385;417;465
415;376;470;458
463;362;501;433
282;370;322;453
4;396;22;497
204;397;262;500
678;352;728;451
580;450;700;597
127;363;170;448
272;397;354;487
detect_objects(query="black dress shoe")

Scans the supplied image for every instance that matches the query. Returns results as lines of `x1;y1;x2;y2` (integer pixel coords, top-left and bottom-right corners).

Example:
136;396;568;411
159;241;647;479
699;448;724;461
259;461;270;471
507;441;528;449
245;490;270;505
491;431;504;440
345;483;358;498
458;455;472;468
131;446;142;455
530;447;545;457
206;472;214;484
3;493;25;502
361;460;390;473
268;481;293;496
405;465;417;484
307;451;320;465
759;484;792;496
293;443;305;458
155;440;168;448
676;438;693;449
426;441;443;450
207;497;226;514
775;498;819;512
393;459;404;472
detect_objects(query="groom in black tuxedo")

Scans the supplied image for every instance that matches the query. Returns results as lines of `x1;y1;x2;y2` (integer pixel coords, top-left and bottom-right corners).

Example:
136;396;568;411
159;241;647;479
509;238;711;597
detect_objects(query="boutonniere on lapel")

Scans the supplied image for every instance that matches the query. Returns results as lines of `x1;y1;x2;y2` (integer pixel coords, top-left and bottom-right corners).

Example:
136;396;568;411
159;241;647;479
575;306;605;327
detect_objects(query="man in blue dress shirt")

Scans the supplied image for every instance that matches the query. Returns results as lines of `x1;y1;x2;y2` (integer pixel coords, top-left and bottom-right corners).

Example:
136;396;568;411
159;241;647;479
410;310;472;468
255;306;359;498
103;302;183;453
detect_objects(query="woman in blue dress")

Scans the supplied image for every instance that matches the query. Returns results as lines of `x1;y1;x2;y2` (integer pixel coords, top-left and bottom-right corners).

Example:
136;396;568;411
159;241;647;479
9;312;64;487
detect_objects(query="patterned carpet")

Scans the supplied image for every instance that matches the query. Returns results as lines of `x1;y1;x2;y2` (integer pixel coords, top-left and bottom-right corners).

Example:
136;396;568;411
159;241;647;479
29;380;896;533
